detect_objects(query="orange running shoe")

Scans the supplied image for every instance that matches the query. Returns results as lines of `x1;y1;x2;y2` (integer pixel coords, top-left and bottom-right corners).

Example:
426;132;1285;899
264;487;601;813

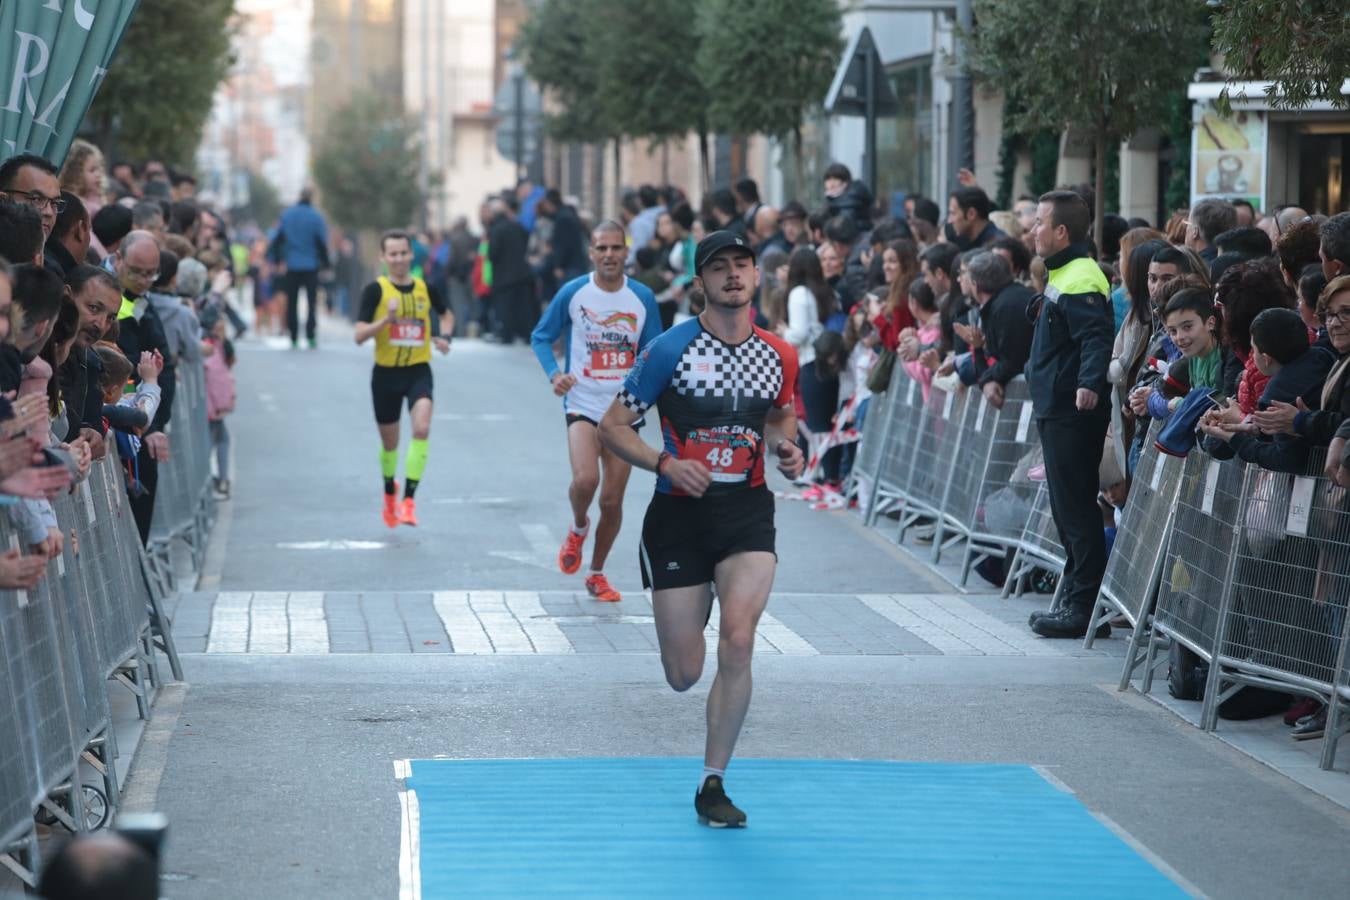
585;573;622;602
382;486;399;528
558;522;588;574
398;497;418;527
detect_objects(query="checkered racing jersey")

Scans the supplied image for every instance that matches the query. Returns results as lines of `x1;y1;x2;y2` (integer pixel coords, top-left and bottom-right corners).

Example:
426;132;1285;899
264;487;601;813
619;317;799;496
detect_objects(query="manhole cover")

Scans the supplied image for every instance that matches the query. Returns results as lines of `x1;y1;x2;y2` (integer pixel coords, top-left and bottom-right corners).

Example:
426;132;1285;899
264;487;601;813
532;614;655;625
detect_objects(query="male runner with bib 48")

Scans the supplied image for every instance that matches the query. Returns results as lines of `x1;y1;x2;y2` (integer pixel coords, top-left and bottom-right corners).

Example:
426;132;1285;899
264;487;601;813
599;230;804;827
355;229;453;527
531;221;662;602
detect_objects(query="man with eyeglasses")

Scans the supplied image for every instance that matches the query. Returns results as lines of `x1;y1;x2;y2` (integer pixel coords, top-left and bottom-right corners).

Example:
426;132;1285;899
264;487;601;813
530;221;662;602
114;230;176;541
0;153;64;240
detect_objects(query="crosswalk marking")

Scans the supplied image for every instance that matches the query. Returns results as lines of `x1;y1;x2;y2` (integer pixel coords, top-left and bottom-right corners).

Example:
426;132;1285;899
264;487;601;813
504;591;573;653
860;594;1061;657
249;592;290;653
198;591;1076;658
289;592;328;654
206;591;250;653
432;591;494;654
468;591;533;653
756;612;820;656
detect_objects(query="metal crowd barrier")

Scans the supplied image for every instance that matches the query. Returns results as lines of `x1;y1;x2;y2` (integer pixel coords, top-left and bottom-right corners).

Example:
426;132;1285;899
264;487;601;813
1;448;184;886
147;361;216;593
854;362;1350;766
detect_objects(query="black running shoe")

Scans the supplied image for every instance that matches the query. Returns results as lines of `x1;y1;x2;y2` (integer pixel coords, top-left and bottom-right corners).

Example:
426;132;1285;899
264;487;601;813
695;776;746;828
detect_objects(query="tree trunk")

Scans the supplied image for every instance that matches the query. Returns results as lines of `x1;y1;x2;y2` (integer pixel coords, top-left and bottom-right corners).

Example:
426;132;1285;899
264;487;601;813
793;124;805;201
698;129;710;194
1093;124;1108;255
612;137;622;214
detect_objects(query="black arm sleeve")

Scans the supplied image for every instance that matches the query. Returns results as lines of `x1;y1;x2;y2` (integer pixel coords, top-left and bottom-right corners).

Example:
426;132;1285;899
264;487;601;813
427;283;448;314
80;352;107;436
1226;432;1309;474
1064;291;1113;394
980;300;1034;386
103;404;148;432
358;282;383;323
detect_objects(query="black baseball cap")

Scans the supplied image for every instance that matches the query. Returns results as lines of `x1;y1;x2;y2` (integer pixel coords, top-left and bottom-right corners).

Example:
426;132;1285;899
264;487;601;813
694;230;755;275
780;201;808;221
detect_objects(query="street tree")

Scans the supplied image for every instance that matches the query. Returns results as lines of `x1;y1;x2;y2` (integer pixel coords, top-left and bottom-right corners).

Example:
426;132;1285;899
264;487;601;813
518;0;613;146
1209;0;1350;110
518;0;623;192
311;93;421;233
696;0;843;194
229;170;282;229
592;0;710;187
85;0;236;165
967;0;1207;242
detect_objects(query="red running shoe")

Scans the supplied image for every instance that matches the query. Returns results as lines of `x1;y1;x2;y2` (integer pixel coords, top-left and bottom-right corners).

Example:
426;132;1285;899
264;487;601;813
398;498;418;527
559;522;588;574
585;573;621;602
382;486;399;529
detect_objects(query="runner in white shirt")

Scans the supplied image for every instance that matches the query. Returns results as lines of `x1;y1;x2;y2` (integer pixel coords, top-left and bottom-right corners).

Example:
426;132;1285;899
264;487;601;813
531;221;663;601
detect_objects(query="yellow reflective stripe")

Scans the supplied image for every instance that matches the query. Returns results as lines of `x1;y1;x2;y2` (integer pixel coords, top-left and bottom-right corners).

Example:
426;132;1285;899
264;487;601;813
118;296;136;320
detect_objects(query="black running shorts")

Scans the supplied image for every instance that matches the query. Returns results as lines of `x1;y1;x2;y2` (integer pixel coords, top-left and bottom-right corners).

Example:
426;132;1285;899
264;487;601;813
371;363;433;425
639;487;776;591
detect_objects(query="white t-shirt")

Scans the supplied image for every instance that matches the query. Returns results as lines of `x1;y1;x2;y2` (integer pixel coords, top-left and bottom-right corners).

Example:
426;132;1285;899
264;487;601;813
530;274;664;421
784;285;824;366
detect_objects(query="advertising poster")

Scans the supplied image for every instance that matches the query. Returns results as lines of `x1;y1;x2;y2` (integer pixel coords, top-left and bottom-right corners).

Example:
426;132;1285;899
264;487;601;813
1191;102;1267;209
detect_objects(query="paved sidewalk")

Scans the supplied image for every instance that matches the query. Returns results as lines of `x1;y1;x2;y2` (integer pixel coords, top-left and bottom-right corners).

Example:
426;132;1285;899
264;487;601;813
170;589;1126;658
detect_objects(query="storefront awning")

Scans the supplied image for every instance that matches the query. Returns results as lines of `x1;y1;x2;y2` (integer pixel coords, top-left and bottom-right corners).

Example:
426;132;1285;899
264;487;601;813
1188;79;1350;111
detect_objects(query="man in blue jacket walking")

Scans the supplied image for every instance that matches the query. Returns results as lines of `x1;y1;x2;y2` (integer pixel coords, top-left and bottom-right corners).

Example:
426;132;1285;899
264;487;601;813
272;188;330;349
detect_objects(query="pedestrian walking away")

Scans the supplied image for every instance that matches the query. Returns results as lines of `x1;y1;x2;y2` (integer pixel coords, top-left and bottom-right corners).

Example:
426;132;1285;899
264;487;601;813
1022;191;1115;639
531;221;662;602
599;230;804;828
354;229;453;528
271;187;330;349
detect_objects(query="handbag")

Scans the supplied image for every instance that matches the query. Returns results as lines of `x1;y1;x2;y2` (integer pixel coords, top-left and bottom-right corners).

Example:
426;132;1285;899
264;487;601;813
866;347;897;394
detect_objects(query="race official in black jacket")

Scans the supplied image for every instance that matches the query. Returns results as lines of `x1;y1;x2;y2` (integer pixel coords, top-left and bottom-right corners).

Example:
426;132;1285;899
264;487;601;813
1023;192;1115;640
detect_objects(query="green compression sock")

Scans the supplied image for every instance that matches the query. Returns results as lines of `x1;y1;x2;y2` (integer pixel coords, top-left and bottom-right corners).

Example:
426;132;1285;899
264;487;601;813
405;438;429;484
380;448;399;494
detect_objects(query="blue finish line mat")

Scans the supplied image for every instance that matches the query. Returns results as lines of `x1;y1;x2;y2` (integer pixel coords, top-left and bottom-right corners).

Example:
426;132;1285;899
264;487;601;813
399;758;1189;898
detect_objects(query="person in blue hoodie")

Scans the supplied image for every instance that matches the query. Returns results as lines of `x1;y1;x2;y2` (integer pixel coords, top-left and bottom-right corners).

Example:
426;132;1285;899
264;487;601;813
1200;308;1333;472
269;188;330;349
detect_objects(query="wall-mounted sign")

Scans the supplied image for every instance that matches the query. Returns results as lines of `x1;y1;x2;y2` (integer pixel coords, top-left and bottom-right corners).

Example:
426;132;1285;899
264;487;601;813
1190;102;1267;210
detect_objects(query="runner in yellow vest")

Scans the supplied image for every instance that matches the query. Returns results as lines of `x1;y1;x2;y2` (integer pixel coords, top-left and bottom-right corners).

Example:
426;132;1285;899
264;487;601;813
354;230;454;527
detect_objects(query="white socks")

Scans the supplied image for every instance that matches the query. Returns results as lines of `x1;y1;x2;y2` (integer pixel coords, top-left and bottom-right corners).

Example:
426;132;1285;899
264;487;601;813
700;767;725;790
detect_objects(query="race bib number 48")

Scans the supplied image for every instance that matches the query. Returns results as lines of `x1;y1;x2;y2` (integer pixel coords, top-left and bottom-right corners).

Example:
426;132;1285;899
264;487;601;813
684;427;758;483
389;318;426;347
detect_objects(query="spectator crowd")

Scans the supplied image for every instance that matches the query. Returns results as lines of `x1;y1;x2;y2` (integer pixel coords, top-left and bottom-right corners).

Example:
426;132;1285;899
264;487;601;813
0;142;242;594
455;162;1350;742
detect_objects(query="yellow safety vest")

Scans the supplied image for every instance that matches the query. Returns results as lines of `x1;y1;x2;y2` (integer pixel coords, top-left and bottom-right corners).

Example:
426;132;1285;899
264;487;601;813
372;276;434;368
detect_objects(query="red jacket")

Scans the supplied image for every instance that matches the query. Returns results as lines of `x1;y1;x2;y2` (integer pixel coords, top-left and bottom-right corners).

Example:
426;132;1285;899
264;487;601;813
873;306;917;352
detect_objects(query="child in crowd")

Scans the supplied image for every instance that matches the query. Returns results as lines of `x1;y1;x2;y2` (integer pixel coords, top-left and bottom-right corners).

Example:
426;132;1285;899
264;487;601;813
95;343;163;498
898;277;942;400
1131;288;1237;424
201;308;237;498
1200;307;1332;472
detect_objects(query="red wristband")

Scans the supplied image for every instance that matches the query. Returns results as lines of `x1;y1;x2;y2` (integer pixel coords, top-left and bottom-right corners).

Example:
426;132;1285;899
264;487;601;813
656;451;671;474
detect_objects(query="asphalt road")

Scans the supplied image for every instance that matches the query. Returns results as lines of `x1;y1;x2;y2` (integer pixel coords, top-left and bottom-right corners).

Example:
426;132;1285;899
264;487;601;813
126;327;1350;899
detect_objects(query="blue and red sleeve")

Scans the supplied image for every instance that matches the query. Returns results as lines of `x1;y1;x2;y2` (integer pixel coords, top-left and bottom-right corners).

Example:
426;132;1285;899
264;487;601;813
619;317;701;416
755;327;800;409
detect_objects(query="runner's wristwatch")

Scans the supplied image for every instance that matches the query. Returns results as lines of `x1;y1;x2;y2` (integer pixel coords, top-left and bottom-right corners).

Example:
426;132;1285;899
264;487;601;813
656;451;672;474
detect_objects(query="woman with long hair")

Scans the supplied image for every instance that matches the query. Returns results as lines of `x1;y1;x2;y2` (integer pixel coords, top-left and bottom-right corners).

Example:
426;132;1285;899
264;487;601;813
783;247;842;487
1110;237;1169;392
871;239;919;351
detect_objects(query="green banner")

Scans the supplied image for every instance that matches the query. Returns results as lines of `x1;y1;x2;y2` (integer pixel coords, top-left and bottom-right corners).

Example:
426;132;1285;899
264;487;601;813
0;0;139;165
